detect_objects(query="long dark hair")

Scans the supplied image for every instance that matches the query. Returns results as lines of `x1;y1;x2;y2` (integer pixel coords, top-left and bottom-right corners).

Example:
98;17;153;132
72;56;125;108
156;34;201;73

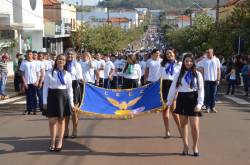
176;53;199;89
123;54;137;73
161;49;176;67
52;54;66;76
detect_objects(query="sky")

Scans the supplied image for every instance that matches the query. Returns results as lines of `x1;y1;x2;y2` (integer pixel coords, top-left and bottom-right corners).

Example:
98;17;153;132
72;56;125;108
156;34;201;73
64;0;102;6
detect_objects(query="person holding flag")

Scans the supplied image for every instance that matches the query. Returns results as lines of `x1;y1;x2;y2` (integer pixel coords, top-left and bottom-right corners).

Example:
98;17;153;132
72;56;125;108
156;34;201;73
160;49;181;138
64;49;83;138
43;54;75;152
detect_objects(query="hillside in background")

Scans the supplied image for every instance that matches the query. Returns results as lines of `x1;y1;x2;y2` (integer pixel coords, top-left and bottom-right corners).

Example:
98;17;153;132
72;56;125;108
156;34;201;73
98;0;229;9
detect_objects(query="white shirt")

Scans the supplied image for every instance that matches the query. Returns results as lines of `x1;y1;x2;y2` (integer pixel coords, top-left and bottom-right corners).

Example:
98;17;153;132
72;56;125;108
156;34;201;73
123;63;142;80
80;60;96;83
167;71;204;109
139;60;146;76
95;59;106;79
161;61;181;80
67;61;83;81
44;60;53;71
104;61;115;79
35;60;45;78
19;60;40;84
198;57;220;81
43;70;73;107
113;59;126;76
146;58;162;82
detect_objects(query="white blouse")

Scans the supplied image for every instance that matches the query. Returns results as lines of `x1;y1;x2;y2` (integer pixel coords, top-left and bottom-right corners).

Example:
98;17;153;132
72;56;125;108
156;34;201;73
167;71;204;109
161;61;181;80
68;61;83;81
43;70;74;107
123;63;142;80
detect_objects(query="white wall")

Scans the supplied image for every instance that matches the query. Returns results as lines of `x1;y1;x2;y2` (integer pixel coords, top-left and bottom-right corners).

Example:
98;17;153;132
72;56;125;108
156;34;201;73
61;3;76;24
21;0;44;31
0;0;13;25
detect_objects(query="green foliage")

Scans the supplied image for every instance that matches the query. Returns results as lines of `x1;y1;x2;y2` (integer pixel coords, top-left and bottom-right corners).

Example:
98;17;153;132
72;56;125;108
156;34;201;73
165;1;250;57
71;24;145;54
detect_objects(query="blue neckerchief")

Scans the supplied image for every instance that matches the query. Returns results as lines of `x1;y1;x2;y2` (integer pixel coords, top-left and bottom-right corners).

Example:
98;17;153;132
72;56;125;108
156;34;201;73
165;61;175;75
57;70;66;85
67;61;73;72
184;70;193;85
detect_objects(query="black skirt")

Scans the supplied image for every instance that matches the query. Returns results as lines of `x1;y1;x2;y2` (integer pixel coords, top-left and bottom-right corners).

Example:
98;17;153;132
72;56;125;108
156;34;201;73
47;88;71;118
174;91;202;117
72;80;81;105
162;79;172;103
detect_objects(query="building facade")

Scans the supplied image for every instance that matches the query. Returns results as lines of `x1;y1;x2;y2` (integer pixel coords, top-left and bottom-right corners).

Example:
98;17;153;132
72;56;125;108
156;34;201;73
43;0;76;54
0;0;44;55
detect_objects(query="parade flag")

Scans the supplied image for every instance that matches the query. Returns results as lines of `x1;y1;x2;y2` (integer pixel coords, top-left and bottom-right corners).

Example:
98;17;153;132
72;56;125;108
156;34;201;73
79;81;163;119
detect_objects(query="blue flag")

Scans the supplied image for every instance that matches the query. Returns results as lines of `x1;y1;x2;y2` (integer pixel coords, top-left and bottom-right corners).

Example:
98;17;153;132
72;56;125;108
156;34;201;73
80;81;163;119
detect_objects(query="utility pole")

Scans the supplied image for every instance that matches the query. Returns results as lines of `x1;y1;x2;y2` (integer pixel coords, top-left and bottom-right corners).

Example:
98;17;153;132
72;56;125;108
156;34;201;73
81;0;83;24
216;0;220;28
107;7;110;24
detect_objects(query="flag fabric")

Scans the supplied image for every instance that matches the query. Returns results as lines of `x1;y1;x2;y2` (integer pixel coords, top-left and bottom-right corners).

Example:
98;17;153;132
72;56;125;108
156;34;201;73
79;81;163;119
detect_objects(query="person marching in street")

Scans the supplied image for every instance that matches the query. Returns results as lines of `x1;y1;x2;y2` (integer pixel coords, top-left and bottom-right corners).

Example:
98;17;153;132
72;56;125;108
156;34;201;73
95;53;106;87
198;48;220;113
103;54;115;88
122;53;142;89
167;53;204;157
160;49;182;138
64;49;83;138
20;50;40;115
36;52;46;115
112;53;126;89
144;49;162;84
43;54;74;152
80;52;99;86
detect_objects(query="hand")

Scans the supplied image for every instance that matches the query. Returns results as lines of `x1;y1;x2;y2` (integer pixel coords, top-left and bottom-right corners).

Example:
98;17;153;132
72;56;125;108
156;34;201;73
216;80;220;85
170;100;176;112
38;83;43;88
109;75;113;81
24;83;28;90
194;105;202;112
34;82;39;87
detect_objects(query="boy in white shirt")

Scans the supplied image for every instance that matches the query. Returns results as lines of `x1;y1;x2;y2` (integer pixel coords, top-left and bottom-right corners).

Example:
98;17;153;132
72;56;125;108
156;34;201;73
20;50;40;115
198;48;220;113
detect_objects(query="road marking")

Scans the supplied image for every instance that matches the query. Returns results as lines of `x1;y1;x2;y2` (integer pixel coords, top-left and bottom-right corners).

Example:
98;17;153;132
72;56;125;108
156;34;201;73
0;96;25;105
224;96;250;105
13;100;26;104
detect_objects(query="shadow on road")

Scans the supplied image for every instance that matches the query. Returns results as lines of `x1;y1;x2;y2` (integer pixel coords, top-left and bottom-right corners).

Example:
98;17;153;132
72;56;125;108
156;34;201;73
0;136;92;155
0;136;181;157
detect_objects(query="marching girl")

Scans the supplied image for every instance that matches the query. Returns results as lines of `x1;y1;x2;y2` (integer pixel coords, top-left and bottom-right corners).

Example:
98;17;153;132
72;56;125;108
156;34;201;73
160;49;182;138
167;53;204;157
64;49;83;138
122;53;142;89
43;54;74;152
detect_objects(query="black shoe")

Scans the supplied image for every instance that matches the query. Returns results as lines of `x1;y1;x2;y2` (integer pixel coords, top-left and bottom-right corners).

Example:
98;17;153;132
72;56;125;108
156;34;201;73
49;146;55;152
181;150;188;156
55;147;62;152
193;152;199;157
27;111;31;115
